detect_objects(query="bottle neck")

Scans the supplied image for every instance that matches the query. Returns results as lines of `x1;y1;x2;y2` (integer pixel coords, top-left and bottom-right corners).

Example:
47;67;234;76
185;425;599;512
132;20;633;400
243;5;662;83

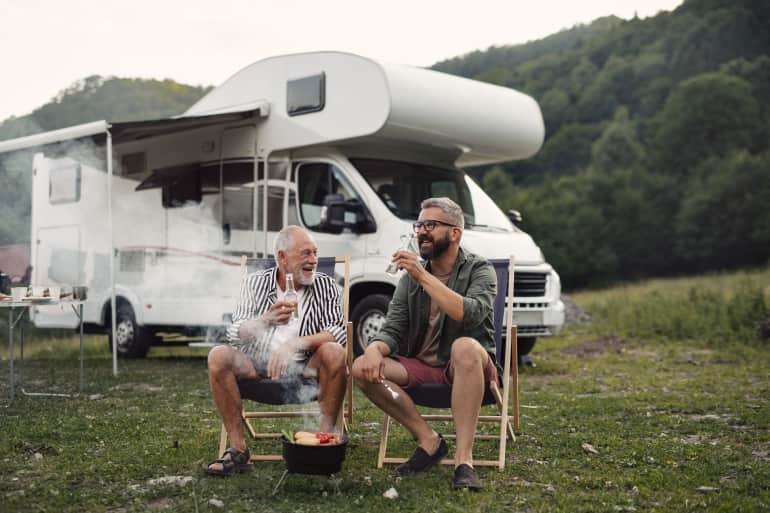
285;273;296;293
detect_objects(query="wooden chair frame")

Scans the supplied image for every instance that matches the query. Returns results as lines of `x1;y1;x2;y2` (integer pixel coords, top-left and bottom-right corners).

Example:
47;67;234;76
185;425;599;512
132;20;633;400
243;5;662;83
217;256;354;462
376;256;518;470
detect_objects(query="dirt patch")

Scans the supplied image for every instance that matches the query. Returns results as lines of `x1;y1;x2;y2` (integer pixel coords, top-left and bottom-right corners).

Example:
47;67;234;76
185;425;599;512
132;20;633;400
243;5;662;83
110;383;163;393
148;497;176;510
561;335;629;357
752;443;770;463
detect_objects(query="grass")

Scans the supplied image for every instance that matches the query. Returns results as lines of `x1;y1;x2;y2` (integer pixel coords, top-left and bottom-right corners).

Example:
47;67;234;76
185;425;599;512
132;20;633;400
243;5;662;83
1;267;769;512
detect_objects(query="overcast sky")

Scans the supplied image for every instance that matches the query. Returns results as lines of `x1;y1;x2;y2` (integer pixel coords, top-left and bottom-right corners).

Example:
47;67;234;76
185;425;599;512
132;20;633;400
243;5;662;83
1;0;682;122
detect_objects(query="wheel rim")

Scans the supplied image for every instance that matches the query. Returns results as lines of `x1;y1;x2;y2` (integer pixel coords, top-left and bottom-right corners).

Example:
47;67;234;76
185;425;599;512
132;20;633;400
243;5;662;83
115;319;134;352
356;309;386;350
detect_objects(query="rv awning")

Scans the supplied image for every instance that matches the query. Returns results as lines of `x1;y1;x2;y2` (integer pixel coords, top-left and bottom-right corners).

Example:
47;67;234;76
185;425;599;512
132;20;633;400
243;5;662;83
110;107;267;142
0;103;269;154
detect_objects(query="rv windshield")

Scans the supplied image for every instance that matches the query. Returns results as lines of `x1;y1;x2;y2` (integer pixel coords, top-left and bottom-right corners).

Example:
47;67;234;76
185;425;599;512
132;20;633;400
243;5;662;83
351;158;475;223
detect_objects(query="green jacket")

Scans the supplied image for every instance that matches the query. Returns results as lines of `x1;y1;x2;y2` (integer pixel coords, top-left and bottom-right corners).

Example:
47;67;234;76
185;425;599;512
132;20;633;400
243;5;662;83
376;247;497;365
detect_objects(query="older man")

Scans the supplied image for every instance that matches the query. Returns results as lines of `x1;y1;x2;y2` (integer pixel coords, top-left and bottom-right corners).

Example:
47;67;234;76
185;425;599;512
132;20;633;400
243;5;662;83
352;197;498;491
206;225;347;476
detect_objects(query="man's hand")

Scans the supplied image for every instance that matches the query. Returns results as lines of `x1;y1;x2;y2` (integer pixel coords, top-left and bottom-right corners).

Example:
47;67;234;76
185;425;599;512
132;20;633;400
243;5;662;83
390;250;425;281
267;337;302;379
358;343;387;383
262;300;296;326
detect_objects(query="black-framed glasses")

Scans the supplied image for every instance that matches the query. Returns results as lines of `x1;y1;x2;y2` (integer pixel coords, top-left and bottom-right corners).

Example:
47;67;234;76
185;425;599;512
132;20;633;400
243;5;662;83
412;220;457;233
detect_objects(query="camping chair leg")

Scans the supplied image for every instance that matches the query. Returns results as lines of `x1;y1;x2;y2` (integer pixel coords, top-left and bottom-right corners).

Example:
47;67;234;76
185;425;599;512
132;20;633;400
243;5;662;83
512;329;520;433
336;399;345;434
218;423;228;456
346;322;354;426
490;381;516;442
377;413;391;468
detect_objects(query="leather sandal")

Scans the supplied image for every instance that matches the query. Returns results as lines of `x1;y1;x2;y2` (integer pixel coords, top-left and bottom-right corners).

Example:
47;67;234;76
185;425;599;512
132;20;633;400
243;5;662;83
206;447;252;476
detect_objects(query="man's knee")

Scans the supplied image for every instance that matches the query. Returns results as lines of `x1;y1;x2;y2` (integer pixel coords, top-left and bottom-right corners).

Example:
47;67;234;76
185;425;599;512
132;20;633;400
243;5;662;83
316;342;346;371
450;337;486;372
208;344;234;373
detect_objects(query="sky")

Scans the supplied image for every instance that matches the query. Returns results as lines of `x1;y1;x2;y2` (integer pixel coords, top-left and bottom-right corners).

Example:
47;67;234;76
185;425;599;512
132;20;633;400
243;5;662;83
0;0;683;122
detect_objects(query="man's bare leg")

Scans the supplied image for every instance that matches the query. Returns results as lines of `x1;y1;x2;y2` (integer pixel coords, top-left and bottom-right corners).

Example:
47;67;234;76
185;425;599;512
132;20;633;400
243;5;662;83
352;358;441;454
305;342;347;432
448;337;487;467
207;345;258;472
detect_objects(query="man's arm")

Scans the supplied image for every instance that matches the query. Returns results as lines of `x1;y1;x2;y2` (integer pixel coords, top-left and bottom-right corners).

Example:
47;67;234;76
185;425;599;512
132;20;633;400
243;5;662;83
357;275;408;383
390;251;464;320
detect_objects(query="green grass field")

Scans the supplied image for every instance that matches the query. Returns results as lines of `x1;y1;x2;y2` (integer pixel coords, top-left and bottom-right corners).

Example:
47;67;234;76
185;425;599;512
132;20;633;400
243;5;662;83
1;267;768;512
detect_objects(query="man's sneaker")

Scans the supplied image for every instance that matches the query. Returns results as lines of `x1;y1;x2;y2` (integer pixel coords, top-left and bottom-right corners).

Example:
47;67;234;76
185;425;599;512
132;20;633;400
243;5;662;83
452;464;482;491
395;435;448;475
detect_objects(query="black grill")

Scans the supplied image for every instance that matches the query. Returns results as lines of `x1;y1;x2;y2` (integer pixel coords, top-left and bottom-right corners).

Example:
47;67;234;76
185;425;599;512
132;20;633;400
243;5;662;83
514;272;546;297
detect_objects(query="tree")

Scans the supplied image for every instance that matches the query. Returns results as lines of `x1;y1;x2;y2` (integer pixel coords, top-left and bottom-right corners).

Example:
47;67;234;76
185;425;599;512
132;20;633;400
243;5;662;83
674;150;770;270
591;107;646;172
654;72;760;176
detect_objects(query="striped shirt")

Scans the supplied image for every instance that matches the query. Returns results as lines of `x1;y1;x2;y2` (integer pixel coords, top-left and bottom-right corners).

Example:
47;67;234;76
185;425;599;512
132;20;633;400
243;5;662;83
227;267;346;355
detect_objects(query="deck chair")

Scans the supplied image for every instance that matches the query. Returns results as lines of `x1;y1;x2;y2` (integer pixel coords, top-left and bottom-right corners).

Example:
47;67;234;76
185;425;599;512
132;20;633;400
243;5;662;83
377;256;518;470
217;256;354;462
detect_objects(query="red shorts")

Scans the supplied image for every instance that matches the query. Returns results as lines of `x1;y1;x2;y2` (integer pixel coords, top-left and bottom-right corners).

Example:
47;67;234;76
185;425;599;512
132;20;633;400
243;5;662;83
396;354;498;388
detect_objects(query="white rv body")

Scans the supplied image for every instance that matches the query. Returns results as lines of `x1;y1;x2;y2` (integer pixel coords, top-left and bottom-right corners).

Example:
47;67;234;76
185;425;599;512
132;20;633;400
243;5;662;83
2;52;563;357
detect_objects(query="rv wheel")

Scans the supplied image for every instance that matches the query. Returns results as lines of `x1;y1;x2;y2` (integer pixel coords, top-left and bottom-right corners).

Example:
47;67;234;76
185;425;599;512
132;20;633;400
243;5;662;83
351;294;390;356
108;302;151;358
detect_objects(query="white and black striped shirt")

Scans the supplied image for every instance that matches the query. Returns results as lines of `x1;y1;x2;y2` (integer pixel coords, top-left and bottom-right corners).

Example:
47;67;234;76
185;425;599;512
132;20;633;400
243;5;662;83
227;267;346;349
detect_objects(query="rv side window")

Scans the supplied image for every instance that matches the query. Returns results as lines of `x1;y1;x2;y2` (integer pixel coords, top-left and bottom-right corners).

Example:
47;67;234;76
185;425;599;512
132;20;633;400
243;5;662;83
287;73;325;116
49;162;81;204
296;162;359;231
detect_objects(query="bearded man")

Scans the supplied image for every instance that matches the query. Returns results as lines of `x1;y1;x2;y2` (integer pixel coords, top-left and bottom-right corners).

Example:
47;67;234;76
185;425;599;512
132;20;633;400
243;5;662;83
352;197;498;491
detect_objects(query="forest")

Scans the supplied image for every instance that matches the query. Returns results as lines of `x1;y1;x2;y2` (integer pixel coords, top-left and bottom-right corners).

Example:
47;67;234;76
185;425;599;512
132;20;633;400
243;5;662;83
1;0;768;289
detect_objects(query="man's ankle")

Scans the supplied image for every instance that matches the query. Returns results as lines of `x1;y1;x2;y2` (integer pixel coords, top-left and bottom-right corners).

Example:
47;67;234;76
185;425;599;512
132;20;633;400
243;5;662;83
418;432;442;455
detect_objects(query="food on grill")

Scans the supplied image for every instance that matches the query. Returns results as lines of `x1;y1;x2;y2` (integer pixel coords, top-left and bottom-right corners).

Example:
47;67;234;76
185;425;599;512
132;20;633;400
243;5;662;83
289;430;341;445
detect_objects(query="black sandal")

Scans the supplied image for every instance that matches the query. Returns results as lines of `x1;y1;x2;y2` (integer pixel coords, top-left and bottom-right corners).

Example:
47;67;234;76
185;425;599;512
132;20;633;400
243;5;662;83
206;447;252;476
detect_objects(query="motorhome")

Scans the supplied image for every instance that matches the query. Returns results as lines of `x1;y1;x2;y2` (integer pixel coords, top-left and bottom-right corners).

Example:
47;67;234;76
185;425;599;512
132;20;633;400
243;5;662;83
0;52;564;358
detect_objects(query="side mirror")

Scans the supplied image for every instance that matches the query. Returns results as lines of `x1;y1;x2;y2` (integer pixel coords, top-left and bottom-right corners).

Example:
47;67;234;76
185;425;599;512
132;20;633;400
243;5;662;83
508;209;523;227
320;194;346;234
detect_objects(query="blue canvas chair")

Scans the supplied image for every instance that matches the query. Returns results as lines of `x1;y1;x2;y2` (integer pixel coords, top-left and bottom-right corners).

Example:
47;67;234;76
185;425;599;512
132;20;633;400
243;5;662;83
376;256;518;470
217;256;353;462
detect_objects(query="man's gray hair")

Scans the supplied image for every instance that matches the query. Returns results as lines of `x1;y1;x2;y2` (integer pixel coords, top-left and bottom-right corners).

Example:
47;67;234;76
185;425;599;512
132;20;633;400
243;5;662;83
273;225;304;265
420;197;465;229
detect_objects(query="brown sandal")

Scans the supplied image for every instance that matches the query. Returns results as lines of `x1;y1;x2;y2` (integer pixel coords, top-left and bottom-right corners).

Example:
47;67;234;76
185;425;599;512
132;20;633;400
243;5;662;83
206;447;252;476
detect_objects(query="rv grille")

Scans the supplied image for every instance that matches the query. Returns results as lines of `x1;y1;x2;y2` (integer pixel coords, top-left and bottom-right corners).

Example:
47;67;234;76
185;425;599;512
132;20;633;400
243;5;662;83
514;272;547;297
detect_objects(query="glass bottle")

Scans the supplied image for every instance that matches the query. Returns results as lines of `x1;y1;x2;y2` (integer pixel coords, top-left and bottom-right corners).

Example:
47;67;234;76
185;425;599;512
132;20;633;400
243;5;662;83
284;272;299;321
386;233;417;275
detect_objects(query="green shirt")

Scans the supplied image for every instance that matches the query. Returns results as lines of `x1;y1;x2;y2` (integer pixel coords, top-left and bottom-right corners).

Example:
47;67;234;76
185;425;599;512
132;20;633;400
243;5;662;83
376;247;497;365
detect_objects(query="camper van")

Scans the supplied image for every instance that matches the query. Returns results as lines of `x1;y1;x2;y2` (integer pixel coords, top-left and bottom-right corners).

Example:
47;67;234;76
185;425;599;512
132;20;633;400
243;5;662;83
0;52;564;358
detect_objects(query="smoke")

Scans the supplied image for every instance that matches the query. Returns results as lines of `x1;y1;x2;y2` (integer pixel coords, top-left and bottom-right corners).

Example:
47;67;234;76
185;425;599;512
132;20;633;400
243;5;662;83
15;132;246;342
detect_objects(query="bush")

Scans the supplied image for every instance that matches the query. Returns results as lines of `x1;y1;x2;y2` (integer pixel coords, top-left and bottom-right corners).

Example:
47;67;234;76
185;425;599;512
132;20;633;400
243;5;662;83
586;274;769;345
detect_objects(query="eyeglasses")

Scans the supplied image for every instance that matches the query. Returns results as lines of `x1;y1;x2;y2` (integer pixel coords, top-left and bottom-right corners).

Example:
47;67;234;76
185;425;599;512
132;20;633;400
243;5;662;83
412;220;457;233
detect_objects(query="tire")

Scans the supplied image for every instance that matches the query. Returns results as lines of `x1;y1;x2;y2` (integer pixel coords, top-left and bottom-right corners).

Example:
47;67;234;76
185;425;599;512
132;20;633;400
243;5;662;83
517;336;536;356
107;302;151;358
351;293;391;356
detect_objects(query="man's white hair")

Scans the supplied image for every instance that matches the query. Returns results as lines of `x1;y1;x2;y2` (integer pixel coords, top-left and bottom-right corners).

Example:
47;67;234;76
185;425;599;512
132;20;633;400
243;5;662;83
273;225;305;265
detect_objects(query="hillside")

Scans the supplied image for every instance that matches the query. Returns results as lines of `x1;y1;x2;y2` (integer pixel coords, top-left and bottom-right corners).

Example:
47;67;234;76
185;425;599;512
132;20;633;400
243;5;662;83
433;0;770;287
1;0;768;289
